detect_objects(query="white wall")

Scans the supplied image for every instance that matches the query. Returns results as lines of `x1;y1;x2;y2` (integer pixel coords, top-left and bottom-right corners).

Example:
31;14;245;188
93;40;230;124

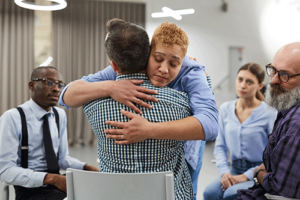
144;0;271;107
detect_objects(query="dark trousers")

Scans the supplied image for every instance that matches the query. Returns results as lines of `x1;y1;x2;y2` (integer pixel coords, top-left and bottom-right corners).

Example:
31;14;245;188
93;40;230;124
14;185;66;200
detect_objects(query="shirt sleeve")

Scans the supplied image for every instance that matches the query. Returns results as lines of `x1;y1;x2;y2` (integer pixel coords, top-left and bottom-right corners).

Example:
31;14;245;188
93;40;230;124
263;134;300;197
214;104;230;176
243;166;258;181
59;65;117;108
181;67;219;141
0;110;46;187
57;110;86;170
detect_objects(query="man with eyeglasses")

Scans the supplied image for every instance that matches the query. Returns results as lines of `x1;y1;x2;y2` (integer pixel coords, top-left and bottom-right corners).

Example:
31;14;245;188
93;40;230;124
236;42;300;199
0;66;99;200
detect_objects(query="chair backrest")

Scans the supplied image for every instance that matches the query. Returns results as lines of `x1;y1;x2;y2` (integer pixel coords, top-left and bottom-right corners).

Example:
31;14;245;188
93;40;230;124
66;168;175;200
1;182;9;200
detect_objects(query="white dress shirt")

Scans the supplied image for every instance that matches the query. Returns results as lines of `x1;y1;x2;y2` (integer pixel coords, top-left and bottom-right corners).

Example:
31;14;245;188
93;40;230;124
0;99;85;187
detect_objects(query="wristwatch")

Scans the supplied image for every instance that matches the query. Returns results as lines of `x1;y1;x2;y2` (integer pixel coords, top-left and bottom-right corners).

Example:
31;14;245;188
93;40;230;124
253;169;265;185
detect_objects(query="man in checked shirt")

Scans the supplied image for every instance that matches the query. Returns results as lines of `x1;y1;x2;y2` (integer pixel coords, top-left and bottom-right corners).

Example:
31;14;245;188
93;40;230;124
82;19;195;199
236;42;300;199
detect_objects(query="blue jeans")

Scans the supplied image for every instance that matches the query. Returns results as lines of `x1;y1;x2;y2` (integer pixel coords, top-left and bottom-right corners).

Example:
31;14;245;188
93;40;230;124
223;194;239;200
203;159;261;200
187;140;206;200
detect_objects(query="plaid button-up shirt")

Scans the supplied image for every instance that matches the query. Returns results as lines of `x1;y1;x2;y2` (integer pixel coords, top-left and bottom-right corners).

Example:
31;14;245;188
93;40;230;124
238;101;300;199
83;73;193;200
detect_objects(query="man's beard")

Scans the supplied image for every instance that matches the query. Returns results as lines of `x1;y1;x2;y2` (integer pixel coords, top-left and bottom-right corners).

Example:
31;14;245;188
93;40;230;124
265;83;300;111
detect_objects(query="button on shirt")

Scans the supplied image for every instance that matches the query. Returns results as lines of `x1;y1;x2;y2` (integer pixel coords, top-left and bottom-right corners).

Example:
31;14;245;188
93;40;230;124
59;56;219;169
83;73;193;200
214;100;277;180
0;99;85;187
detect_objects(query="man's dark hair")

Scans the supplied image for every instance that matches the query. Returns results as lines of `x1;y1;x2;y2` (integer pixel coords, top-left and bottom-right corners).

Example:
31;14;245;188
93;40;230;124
104;18;150;74
30;66;58;80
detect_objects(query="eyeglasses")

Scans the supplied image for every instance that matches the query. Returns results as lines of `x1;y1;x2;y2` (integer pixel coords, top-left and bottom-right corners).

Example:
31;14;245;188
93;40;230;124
32;78;66;89
266;64;300;83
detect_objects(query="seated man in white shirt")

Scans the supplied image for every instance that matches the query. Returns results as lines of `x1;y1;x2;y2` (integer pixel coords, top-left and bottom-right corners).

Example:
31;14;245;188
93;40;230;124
0;66;99;200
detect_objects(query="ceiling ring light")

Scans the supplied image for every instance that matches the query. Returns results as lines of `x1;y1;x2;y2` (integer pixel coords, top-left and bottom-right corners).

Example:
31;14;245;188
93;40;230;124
14;0;67;11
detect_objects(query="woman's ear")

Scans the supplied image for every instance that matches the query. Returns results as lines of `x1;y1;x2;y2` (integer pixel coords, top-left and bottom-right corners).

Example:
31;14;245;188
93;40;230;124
258;82;264;91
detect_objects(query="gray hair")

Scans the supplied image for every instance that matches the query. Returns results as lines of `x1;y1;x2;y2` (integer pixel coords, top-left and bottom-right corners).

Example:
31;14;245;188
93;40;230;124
265;83;300;111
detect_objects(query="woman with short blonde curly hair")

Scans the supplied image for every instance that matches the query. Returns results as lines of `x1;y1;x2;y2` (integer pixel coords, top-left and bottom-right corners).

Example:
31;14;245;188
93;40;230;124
146;21;210;200
146;21;191;88
151;21;189;56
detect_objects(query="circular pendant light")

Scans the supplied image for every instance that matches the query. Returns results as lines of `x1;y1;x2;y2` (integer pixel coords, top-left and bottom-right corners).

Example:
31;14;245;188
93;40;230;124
14;0;67;11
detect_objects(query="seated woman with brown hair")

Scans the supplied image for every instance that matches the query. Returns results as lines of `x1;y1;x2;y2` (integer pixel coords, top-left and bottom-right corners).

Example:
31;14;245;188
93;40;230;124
203;63;277;200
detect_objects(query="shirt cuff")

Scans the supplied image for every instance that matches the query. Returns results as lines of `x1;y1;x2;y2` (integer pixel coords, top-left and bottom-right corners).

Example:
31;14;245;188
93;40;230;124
193;114;218;141
244;168;254;181
70;161;86;170
263;172;273;192
219;166;231;176
58;83;71;109
29;172;47;187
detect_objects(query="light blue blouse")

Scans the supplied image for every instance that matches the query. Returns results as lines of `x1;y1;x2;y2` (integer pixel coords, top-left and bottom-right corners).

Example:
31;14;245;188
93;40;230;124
214;99;277;180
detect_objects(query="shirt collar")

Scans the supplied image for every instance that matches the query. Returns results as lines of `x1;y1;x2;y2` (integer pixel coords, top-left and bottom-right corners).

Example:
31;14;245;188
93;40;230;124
29;98;54;120
278;100;300;117
116;73;149;81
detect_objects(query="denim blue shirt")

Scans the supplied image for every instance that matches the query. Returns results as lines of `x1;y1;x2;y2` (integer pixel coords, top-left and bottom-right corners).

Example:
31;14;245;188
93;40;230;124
59;56;219;169
0;99;85;187
214;100;277;180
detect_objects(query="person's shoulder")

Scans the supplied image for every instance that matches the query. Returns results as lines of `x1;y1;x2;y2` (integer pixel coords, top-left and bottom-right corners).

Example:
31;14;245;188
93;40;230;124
82;97;114;117
0;105;27;125
284;102;300;121
83;97;111;108
158;85;188;99
292;101;300;113
1;107;20;119
53;106;65;112
53;106;67;118
280;103;300;136
180;62;205;76
154;86;190;108
260;101;277;115
181;56;205;69
178;57;206;76
220;100;236;111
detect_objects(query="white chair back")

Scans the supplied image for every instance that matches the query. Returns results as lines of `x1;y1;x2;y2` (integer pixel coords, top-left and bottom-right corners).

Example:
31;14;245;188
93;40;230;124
66;168;175;200
1;182;9;200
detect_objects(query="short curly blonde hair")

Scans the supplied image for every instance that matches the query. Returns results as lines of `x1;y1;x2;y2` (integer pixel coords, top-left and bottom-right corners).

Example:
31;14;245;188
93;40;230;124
151;21;189;56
